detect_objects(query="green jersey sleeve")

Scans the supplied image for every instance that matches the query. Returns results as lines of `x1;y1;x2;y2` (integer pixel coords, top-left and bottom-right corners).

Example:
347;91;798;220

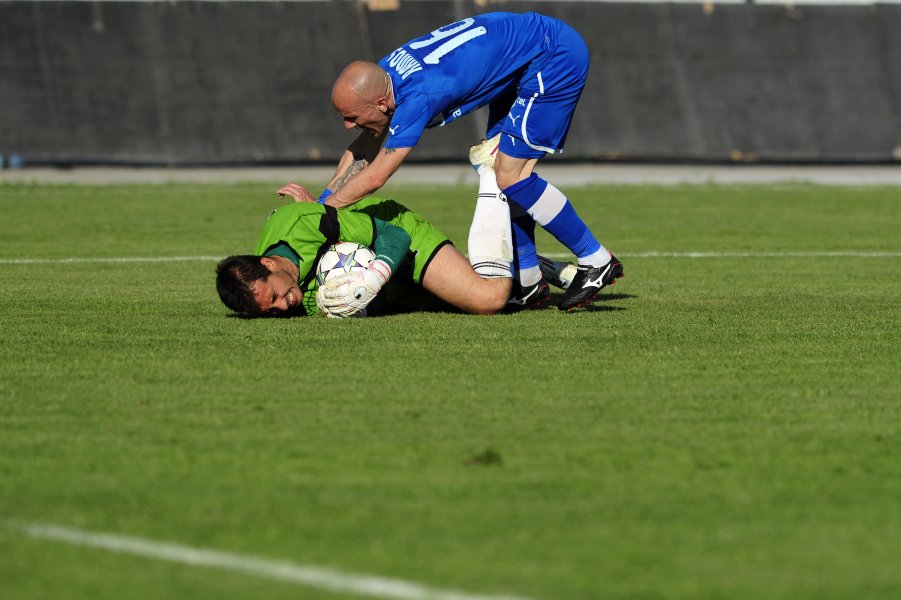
370;218;411;273
333;208;410;271
254;203;410;290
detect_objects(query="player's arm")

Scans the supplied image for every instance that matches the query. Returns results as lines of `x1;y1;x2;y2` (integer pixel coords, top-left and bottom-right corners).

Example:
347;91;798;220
325;146;413;209
319;94;427;206
317;216;411;318
327;131;385;192
276;131;384;203
338;211;410;285
369;217;411;278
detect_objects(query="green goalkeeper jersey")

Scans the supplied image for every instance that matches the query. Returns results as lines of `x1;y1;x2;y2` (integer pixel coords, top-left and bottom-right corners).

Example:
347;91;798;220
253;197;454;316
254;200;412;314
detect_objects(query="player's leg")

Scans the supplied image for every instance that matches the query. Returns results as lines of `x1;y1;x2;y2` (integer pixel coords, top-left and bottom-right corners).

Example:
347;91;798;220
506;200;550;307
482;91;545;305
468;132;548;308
495;23;622;309
397;206;511;315
495;149;622;309
495;152;603;266
467;140;513;279
421;245;511;315
494;154;541;288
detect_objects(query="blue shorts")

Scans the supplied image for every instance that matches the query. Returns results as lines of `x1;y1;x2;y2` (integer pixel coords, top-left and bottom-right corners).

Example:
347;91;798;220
486;20;589;159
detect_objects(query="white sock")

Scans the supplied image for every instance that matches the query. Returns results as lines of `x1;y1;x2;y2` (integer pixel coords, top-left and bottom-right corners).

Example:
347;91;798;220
577;246;612;267
518;266;542;287
468;167;513;278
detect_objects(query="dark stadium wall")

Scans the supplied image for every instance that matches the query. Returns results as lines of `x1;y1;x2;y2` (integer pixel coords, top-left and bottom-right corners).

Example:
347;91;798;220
1;0;900;165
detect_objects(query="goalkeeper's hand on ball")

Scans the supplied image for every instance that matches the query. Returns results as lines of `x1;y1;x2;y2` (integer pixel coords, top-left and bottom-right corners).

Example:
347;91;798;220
316;259;392;318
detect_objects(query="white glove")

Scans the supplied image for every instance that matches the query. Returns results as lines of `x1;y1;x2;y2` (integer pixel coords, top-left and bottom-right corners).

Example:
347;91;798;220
316;259;391;318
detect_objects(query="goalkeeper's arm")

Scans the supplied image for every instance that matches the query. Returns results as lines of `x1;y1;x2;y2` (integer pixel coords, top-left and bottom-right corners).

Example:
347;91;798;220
317;219;410;318
368;218;411;283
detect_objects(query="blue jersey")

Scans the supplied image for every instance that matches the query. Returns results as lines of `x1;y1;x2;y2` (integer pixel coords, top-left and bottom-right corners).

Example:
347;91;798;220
378;12;563;149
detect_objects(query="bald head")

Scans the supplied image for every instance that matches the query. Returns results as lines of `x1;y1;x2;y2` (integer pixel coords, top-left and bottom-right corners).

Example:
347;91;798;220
332;61;391;109
332;61;394;136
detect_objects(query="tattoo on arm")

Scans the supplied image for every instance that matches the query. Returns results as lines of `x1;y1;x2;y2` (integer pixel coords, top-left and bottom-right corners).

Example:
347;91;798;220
384;147;397;155
330;159;368;193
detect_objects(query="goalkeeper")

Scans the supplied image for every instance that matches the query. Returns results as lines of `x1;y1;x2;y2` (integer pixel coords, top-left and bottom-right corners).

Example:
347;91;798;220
216;192;513;317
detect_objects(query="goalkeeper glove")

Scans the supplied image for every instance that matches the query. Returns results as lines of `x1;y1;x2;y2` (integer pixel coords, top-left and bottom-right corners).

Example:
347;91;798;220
316;259;391;318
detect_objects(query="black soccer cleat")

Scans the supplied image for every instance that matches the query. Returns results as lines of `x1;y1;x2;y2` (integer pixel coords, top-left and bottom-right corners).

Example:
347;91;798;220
558;255;624;310
506;278;551;310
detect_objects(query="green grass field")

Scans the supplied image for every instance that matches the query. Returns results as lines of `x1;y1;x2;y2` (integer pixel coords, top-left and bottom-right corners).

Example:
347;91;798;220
1;180;899;600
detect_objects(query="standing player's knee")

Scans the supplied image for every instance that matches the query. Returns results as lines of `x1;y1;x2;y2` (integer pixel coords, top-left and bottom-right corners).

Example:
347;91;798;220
495;151;539;190
495;170;518;191
496;165;531;191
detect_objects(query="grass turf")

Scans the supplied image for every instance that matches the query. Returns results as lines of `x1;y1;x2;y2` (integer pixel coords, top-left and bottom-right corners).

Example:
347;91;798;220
0;181;899;600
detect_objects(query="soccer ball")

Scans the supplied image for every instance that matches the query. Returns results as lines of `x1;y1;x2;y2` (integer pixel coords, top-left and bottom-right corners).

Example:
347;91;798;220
315;241;376;286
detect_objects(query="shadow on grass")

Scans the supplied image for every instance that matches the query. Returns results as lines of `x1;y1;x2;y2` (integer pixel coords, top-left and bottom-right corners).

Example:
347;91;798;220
224;309;308;320
220;292;639;319
597;293;637;303
573;304;628;313
541;291;637;312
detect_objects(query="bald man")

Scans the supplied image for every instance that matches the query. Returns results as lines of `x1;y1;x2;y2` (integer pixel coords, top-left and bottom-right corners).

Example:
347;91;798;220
281;12;623;310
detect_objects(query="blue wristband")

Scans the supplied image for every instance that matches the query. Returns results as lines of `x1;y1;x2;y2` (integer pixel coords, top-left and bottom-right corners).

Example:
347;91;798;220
317;188;333;204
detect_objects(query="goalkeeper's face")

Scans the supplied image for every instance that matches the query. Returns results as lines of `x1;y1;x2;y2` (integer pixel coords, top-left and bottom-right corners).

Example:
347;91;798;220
251;259;302;314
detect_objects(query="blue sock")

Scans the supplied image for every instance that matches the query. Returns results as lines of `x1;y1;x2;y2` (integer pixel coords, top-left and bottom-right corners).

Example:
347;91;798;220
502;174;607;265
509;202;540;286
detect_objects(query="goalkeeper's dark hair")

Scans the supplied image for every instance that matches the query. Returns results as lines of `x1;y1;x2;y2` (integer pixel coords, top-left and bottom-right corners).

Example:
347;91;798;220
215;255;270;314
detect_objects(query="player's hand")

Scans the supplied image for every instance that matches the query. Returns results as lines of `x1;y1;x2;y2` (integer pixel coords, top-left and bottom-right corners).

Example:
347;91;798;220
316;261;390;318
277;183;316;203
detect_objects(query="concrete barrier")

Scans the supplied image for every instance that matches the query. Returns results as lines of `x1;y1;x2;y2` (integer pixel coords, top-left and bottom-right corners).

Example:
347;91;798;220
1;1;899;164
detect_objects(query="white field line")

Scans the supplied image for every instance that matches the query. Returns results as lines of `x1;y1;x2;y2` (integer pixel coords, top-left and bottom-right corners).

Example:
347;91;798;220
0;251;899;266
0;255;224;265
5;521;536;600
602;251;901;258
